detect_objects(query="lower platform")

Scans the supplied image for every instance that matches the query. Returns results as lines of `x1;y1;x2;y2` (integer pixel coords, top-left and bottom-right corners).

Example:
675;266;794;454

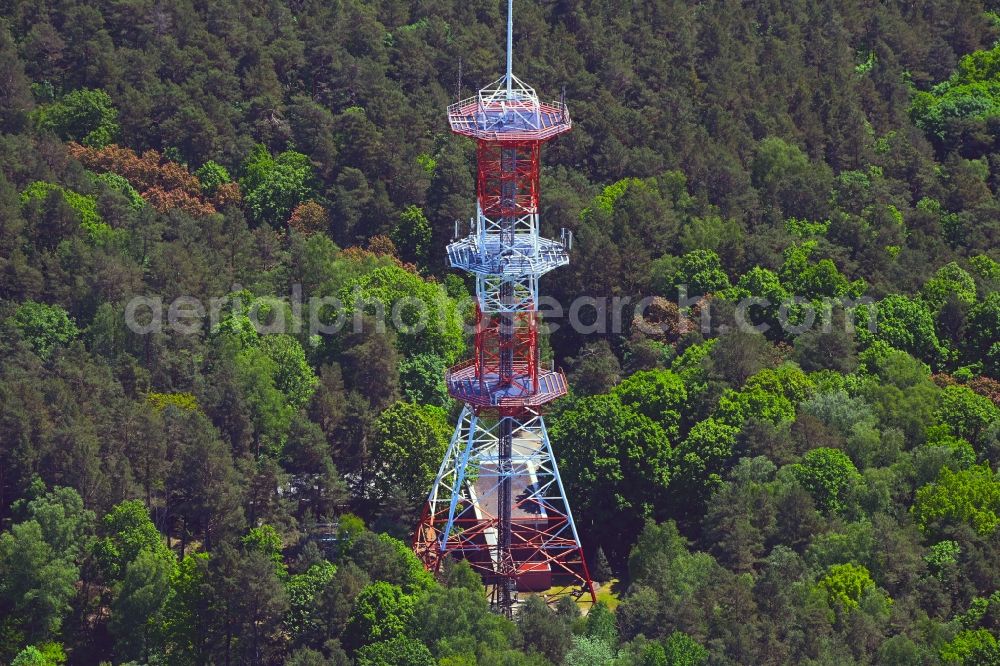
445;362;568;408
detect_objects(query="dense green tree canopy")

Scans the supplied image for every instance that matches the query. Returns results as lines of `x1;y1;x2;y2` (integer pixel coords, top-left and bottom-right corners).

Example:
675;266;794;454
0;0;997;662
336;263;465;363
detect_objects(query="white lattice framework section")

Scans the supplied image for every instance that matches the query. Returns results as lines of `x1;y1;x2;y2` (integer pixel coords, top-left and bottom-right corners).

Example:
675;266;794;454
476;274;537;313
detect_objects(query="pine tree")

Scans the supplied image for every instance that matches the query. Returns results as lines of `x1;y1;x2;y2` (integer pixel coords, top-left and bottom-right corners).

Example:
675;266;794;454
593;547;613;583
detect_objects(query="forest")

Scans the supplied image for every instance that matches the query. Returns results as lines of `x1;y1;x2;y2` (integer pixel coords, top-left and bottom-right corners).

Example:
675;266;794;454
0;0;999;664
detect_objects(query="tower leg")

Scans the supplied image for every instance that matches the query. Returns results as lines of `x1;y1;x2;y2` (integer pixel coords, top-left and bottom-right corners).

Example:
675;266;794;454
414;406;474;570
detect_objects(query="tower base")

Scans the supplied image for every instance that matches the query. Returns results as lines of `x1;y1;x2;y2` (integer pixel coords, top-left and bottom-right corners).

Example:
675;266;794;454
414;405;596;615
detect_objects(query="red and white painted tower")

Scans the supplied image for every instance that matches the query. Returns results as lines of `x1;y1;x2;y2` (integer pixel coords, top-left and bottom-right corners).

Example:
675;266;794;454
414;0;595;617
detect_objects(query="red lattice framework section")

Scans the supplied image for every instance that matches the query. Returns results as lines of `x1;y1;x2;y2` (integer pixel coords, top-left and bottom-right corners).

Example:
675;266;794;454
477;141;540;218
476;305;538;395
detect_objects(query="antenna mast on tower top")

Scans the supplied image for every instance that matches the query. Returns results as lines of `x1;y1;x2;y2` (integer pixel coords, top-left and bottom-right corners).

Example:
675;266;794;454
506;0;514;98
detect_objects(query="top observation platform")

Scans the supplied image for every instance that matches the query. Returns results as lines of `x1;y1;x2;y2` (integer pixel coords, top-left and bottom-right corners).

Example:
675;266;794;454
448;75;571;143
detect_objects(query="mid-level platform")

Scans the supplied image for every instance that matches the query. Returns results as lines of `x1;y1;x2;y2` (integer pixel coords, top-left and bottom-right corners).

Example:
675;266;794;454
447;235;568;276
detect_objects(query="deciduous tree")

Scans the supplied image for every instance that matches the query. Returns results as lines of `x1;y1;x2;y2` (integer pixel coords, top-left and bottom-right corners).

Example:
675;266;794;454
368;401;448;507
790;447;861;514
913;463;1000;536
551;395;671;554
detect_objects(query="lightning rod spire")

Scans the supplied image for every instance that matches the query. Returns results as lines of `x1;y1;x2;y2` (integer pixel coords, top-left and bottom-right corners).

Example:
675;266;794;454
506;0;513;98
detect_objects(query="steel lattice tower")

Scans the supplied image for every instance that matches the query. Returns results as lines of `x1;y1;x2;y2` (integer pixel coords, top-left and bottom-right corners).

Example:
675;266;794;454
413;0;595;617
